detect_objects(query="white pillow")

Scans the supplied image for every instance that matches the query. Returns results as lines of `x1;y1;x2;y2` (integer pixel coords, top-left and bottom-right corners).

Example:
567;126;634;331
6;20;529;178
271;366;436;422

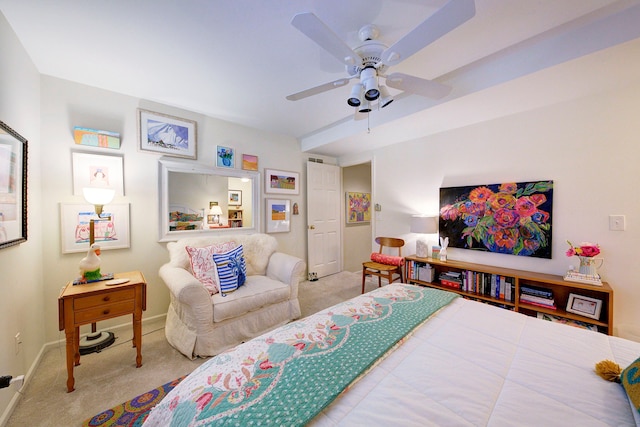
185;242;236;294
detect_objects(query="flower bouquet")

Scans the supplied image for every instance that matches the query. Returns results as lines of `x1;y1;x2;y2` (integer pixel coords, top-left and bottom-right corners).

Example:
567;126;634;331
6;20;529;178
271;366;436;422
564;240;603;285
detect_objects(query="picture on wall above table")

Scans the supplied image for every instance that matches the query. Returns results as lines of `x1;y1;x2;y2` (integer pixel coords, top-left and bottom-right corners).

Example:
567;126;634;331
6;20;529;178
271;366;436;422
228;190;242;206
439;180;553;259
346;191;371;224
73;127;121;149
60;203;130;253
72;152;124;196
265;168;299;195
242;154;258;171
138;109;197;159
266;198;290;233
217;146;235;168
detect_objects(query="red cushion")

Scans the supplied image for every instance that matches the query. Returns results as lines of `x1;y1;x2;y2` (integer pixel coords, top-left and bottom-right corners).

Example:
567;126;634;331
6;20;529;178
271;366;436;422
370;252;404;266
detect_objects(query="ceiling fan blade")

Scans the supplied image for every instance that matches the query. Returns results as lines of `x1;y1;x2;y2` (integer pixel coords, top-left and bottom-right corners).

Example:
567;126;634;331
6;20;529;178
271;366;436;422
286;77;352;101
385;72;452;99
291;12;361;67
381;0;476;66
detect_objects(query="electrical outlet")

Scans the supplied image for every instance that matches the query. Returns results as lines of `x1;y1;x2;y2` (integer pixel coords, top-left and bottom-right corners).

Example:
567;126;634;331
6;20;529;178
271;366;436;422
609;214;625;231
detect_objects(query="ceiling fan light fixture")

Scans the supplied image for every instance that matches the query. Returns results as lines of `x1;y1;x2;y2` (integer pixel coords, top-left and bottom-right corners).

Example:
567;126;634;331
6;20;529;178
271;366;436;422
347;83;363;107
379;85;393;108
360;67;379;101
358;100;372;113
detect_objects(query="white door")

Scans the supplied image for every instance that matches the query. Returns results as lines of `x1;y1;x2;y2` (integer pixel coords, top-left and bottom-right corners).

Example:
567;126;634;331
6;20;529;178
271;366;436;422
307;162;341;278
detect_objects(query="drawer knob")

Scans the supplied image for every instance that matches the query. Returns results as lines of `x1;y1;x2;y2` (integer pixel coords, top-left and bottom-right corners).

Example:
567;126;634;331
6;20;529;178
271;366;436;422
103;309;110;315
103;296;111;302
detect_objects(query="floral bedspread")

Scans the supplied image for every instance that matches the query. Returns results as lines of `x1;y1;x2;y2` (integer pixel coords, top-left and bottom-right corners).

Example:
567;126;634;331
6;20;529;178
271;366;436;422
144;284;458;426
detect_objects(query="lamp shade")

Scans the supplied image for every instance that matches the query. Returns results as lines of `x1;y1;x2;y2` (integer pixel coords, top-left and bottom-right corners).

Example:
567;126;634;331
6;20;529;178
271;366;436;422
209;205;223;215
82;187;115;206
410;215;437;234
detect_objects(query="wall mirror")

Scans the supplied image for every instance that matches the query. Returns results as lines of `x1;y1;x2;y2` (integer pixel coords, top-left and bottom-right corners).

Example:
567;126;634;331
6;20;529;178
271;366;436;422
0;120;28;250
159;158;260;241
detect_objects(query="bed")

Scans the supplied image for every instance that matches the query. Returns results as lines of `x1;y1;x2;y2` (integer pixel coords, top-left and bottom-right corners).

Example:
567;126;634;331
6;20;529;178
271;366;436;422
144;284;640;426
169;205;204;231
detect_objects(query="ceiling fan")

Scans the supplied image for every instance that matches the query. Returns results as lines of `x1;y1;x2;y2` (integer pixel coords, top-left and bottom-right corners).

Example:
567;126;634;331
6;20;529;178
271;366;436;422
286;0;476;113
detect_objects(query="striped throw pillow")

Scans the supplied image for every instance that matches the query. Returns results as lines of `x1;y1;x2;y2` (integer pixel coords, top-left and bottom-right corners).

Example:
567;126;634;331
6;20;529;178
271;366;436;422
212;245;247;295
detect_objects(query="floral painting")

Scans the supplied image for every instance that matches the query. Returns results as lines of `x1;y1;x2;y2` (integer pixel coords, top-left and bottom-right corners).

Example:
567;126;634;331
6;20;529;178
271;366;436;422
439;180;553;258
346;192;371;224
217;146;235;168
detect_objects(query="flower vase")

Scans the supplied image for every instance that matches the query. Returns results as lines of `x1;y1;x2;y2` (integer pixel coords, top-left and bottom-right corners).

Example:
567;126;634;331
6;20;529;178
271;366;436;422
578;256;603;276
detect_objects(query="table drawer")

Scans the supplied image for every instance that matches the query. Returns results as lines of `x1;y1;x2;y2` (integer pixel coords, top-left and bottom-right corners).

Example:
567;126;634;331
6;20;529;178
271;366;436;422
74;288;135;310
75;300;135;324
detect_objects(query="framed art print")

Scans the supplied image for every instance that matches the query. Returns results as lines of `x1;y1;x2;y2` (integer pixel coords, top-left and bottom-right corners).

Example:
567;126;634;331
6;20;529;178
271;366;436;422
72;152;124;196
228;190;242;206
217;146;235;168
265;168;299;195
566;293;602;320
60;203;130;253
242;154;258;171
346;191;371;224
138;109;197;159
0;120;27;250
266;198;290;233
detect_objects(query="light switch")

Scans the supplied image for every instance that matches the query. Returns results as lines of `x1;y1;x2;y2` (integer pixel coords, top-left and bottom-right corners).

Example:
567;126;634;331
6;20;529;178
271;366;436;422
609;215;625;231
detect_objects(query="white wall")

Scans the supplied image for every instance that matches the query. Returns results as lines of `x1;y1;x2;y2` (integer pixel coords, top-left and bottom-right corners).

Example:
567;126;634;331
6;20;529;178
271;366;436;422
0;11;43;420
368;81;640;337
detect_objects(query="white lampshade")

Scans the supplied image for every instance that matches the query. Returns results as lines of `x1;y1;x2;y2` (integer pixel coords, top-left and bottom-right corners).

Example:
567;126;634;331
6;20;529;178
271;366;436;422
410;215;438;258
410;215;437;234
83;187;115;215
209;205;223;215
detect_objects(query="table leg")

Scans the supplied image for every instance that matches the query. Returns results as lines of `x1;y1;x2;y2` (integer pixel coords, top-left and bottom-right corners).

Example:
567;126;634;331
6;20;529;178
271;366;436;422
133;313;142;367
73;326;81;366
65;327;76;392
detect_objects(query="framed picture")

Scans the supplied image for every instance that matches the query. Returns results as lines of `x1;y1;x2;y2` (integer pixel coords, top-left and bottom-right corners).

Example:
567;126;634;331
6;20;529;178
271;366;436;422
346;191;371;224
566;293;603;320
265;168;299;195
72;152;124;196
439;180;553;258
266;198;290;233
228;190;242;206
242;154;258;171
138;109;197;159
0;120;27;250
217;146;235;168
60;203;130;253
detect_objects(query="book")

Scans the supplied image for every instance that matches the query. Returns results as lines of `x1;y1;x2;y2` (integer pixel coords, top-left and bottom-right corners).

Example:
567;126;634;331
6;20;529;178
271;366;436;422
521;285;554;298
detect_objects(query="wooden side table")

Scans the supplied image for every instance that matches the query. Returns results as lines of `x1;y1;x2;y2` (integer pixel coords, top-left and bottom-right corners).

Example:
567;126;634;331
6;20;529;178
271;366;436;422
58;271;147;392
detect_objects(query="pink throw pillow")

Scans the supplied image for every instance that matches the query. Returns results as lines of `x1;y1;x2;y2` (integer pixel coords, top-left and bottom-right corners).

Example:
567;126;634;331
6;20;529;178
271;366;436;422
186;242;237;294
370;252;404;266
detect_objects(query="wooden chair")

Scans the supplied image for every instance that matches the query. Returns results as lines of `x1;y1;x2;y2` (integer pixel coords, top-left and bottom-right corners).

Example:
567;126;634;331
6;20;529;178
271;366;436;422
362;237;405;293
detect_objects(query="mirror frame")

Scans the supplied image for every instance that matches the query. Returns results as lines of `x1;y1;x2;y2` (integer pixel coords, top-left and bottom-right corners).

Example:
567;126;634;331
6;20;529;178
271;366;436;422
158;158;261;242
0;120;28;250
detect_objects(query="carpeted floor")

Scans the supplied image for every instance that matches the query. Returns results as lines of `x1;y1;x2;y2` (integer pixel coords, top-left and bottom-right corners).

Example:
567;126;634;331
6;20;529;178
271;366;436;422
5;271;376;426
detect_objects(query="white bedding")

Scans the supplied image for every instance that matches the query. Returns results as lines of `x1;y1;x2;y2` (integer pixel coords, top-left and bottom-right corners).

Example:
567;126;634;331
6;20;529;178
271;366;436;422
311;297;640;426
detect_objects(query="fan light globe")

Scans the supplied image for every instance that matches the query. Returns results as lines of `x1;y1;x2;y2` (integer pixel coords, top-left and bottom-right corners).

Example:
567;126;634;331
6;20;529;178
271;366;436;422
347;84;363;107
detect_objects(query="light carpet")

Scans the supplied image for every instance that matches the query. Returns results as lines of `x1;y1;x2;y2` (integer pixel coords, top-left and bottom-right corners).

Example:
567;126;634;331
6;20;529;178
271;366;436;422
6;271;379;426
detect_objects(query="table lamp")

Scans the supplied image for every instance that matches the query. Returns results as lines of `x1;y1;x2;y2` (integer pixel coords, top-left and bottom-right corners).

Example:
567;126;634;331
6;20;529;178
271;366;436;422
410;215;437;258
209;205;223;225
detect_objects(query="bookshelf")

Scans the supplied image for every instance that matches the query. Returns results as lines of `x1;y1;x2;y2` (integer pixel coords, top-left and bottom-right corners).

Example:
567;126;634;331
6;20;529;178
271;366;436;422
227;209;243;228
405;255;614;335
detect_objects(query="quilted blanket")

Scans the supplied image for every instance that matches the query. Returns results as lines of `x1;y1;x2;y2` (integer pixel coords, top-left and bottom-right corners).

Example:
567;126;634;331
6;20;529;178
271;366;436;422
144;284;458;426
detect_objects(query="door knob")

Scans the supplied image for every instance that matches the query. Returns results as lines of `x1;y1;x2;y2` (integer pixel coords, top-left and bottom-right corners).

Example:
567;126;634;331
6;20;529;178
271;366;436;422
309;225;315;230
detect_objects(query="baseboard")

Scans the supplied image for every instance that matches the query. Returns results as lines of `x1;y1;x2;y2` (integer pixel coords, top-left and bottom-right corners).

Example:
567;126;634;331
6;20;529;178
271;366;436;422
0;314;167;427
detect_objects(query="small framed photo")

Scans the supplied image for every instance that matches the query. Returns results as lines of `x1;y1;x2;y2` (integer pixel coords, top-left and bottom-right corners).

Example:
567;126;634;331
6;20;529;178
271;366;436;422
137;109;197;159
346;191;372;224
266;198;290;233
217;146;235;168
228;190;242;206
72;152;124;196
242;154;258;171
265;168;299;195
60;203;130;253
566;293;602;320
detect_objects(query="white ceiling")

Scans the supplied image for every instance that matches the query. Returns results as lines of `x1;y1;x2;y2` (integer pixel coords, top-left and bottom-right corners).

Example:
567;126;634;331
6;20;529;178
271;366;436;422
1;0;640;159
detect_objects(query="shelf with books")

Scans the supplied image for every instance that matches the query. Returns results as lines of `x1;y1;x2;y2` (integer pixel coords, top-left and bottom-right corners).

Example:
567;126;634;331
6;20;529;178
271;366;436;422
404;255;614;334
